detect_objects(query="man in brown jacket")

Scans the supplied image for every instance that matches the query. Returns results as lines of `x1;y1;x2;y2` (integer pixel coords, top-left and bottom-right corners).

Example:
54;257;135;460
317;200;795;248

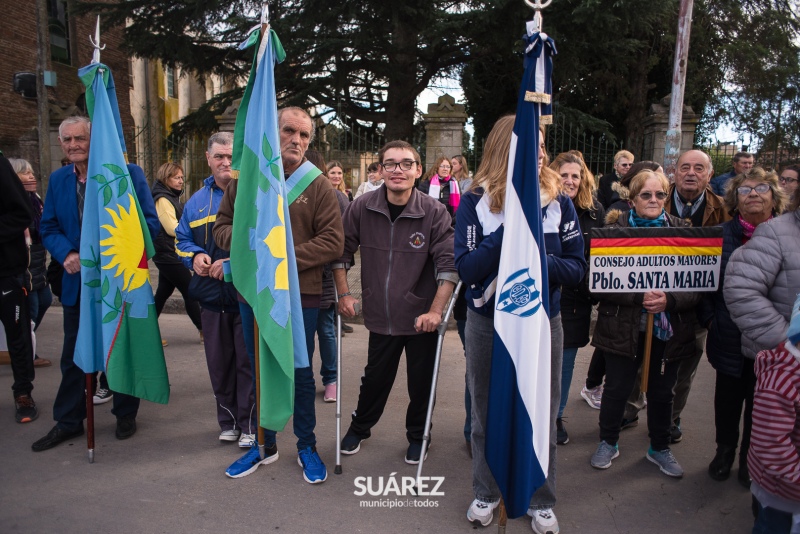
213;107;344;483
624;149;730;443
334;140;458;465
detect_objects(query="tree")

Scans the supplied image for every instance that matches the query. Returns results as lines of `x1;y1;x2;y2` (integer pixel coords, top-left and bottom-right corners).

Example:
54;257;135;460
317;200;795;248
77;0;489;141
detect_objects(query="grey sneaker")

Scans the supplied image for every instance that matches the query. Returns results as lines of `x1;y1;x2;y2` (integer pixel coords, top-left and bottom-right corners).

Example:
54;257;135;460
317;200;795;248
580;385;602;409
590;440;619;469
467;499;498;527
647;447;684;478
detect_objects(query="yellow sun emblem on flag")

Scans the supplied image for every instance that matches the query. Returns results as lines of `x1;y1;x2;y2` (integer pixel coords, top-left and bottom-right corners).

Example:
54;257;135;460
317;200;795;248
263;195;288;290
100;194;149;291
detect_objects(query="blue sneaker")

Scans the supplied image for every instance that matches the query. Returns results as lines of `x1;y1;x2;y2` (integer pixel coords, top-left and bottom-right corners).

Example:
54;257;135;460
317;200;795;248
225;442;279;479
297;446;327;484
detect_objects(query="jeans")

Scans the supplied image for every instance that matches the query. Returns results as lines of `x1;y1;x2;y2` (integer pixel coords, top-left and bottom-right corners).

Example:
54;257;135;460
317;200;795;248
558;347;579;419
466;310;562;509
242;302;318;450
752;500;793;534
27;286;52;330
314;305;338;386
457;318;471;442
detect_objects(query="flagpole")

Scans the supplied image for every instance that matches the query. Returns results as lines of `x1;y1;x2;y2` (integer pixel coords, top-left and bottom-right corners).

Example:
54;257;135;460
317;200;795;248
497;499;508;533
86;374;95;463
254;319;265;460
640;313;655;393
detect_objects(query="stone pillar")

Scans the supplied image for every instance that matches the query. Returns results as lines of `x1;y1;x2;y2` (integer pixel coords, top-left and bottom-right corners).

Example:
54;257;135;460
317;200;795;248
642;94;700;173
422;94;468;169
216;98;240;133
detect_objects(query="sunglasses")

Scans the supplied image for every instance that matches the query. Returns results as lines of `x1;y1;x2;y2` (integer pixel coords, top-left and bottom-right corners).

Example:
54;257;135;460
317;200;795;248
638;191;668;201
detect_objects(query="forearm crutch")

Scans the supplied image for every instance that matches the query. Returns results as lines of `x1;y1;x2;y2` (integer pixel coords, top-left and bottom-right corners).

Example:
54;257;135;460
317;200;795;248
416;280;462;485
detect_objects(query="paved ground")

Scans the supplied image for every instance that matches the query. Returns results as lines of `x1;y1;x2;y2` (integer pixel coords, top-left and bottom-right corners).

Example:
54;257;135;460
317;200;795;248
1;308;754;533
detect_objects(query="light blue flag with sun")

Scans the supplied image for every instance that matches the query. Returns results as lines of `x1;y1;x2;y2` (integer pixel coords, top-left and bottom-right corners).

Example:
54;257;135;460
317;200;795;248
230;27;306;430
73;62;170;404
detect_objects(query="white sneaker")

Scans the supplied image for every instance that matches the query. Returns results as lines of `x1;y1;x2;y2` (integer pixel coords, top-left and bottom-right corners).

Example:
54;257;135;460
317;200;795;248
219;429;241;442
93;388;113;405
580;385;602;409
529;508;559;534
467;499;498;527
239;433;255;448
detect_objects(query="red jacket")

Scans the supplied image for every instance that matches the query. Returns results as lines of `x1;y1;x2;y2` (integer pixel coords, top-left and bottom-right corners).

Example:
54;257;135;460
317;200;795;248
339;186;457;336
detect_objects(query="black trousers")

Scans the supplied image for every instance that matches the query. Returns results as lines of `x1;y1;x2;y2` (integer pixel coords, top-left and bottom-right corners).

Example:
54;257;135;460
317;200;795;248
349;331;438;444
599;333;679;451
714;359;755;457
153;261;202;330
0;275;34;398
586;347;606;389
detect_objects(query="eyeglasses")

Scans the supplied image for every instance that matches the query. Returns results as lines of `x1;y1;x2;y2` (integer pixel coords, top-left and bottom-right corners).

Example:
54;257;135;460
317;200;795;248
618;163;632;168
737;183;771;196
381;160;418;172
438;164;451;169
779;176;798;185
638;191;668;201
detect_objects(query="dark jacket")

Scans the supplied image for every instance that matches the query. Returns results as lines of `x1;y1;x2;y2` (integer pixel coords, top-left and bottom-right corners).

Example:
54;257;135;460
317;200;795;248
0;155;33;279
562;199;605;349
590;209;700;361
151;179;184;265
666;185;730;228
597;171;620;210
338;186;457;336
41;163;159;307
699;217;746;376
175;176;238;313
417;177;457;225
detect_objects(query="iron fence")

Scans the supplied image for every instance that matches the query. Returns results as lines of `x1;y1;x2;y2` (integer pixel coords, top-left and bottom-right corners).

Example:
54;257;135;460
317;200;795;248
130;126;209;196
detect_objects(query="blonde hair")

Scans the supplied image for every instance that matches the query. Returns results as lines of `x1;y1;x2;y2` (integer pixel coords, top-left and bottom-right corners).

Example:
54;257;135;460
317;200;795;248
423;156;452;182
326;160;347;193
627;170;670;199
471;115;559;213
156;162;183;186
550;151;596;210
451;155;470;180
723;167;786;216
614;150;634;165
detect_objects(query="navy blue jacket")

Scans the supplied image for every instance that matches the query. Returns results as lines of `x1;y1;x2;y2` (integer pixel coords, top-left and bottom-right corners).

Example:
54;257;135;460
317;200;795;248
175;176;238;312
41;163;159;307
700;217;746;377
455;188;586;319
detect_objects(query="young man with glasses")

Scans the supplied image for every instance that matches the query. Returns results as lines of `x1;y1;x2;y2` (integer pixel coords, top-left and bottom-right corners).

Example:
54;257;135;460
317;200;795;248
597;150;635;209
333;141;458;464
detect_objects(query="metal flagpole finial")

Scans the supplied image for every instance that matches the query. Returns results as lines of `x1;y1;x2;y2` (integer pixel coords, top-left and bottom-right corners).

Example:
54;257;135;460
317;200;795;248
524;0;552;32
90;15;106;64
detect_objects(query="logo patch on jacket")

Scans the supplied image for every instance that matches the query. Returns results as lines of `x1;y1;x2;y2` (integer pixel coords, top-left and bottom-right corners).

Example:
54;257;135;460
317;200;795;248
295;194;308;204
496;268;542;317
409;232;425;249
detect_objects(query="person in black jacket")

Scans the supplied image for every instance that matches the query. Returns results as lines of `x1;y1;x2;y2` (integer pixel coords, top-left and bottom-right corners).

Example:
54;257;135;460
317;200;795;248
9;158;52;368
596;150;634;209
699;167;786;486
151;162;203;345
0;152;37;423
550;151;604;445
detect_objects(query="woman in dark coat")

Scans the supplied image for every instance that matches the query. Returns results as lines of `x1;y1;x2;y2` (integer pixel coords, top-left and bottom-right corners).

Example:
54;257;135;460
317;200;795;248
589;170;700;478
549;151;604;445
152;162;203;343
700;167;786;486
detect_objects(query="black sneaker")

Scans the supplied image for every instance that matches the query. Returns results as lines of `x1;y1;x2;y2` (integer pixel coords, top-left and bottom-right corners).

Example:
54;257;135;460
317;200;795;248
556;417;569;445
670;418;682;443
115;415;137;440
341;322;354;334
15;394;38;424
621;416;639;430
405;441;429;465
341;431;366;455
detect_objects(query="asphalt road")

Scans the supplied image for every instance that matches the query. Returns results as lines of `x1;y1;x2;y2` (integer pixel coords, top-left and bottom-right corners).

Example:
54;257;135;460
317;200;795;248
1;308;754;533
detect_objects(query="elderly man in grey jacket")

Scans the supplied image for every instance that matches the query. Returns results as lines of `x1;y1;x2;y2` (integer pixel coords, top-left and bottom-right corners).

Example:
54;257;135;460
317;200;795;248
333;140;457;465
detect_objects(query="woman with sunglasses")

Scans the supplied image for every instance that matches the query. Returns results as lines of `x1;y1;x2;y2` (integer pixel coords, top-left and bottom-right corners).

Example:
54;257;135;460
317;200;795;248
700;167;786;487
589;169;700;478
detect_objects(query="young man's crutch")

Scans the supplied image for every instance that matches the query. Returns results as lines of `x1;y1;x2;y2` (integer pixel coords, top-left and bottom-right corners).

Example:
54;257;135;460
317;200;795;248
333;280;344;474
416;280;462;485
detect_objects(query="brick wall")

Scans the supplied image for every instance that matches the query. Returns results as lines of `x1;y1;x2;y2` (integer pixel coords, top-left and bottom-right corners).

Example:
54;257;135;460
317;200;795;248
0;6;134;175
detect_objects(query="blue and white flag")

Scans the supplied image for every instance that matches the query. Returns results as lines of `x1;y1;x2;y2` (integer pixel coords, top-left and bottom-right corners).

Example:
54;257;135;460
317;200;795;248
485;23;556;519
